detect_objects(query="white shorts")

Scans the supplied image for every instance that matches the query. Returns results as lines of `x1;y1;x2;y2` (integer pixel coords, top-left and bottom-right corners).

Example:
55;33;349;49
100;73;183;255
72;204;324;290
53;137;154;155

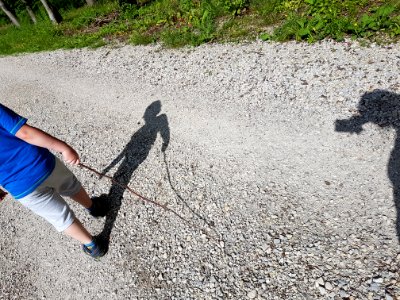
18;158;82;232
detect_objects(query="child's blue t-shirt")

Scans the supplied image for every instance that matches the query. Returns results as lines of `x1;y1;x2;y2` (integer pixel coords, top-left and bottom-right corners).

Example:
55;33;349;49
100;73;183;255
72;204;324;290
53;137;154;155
0;104;55;199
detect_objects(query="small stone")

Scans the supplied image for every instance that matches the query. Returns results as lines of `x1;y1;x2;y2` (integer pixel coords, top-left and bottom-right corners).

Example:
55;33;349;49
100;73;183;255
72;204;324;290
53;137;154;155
337;279;348;287
247;290;257;299
369;282;379;292
368;292;374;300
318;286;326;295
315;277;324;287
339;290;349;298
325;282;333;291
372;276;383;283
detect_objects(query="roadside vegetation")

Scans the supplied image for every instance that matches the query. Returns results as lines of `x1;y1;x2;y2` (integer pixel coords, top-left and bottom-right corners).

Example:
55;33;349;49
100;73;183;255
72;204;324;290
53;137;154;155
0;0;399;55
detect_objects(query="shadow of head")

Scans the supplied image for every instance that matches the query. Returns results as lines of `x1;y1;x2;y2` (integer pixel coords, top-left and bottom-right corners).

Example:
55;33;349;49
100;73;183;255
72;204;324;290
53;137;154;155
335;89;400;134
144;100;162;123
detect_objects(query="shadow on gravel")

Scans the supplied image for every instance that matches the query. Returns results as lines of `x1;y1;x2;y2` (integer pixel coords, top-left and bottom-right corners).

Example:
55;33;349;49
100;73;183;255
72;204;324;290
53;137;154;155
162;153;218;231
98;100;170;243
335;89;400;243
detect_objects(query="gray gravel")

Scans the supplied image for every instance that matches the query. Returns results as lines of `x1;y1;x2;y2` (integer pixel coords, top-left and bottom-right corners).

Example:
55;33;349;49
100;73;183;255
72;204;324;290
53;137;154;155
0;40;399;299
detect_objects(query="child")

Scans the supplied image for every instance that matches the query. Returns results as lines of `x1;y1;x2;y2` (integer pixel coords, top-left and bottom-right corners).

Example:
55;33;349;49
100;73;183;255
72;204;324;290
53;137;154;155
0;103;109;258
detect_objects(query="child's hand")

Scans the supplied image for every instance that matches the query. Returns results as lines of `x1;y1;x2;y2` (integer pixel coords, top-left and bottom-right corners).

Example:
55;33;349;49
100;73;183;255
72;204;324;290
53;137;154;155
62;147;80;165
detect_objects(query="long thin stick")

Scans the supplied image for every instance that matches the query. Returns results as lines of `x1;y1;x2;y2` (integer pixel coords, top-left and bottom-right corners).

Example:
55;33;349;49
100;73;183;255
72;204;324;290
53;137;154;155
78;163;216;240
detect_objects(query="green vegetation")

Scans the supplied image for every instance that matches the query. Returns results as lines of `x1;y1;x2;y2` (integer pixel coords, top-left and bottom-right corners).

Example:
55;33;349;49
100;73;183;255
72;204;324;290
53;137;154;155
270;0;400;42
0;0;399;55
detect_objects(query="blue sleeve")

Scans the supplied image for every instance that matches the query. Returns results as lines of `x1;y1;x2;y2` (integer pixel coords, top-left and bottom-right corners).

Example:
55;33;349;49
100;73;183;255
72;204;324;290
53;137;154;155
0;104;27;135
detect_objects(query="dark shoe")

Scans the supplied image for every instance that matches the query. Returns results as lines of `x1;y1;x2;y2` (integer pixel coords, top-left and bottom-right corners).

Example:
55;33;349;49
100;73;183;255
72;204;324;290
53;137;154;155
82;236;108;259
88;194;111;218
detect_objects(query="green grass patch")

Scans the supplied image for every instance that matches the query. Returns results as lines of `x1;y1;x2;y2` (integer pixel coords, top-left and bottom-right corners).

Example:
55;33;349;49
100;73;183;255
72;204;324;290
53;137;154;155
270;0;400;42
0;0;399;55
62;2;118;29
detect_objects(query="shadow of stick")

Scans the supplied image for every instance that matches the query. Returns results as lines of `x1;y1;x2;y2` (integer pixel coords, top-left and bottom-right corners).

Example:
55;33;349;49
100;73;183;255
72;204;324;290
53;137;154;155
162;151;223;241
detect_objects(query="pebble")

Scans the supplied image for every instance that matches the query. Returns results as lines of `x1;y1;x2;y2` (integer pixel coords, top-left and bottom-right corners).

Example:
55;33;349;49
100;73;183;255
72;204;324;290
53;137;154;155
369;282;380;292
325;282;333;291
372;276;383;283
339;290;350;298
247;290;257;299
318;286;326;295
315;277;324;287
386;294;393;300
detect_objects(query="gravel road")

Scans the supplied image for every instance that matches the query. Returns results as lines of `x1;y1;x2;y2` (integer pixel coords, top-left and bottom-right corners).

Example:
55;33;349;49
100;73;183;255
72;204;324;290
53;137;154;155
0;41;399;299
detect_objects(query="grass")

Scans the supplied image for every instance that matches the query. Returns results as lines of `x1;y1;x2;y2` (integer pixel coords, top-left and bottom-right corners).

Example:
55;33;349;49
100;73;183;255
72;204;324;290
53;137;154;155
0;0;399;55
269;0;400;42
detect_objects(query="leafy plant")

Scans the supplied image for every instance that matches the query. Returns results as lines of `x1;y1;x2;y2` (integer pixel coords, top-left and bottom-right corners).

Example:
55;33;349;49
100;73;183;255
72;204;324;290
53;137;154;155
0;0;399;55
273;0;400;42
277;0;302;13
224;0;249;16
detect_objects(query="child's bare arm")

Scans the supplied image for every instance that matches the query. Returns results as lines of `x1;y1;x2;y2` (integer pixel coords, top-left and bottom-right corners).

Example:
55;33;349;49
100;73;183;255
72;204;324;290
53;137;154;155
15;124;80;165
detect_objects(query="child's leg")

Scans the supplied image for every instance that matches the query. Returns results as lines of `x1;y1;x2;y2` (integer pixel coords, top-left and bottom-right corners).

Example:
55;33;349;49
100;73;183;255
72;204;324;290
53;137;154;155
49;158;99;212
52;158;110;217
70;187;110;217
19;182;108;257
18;185;88;238
19;187;101;245
70;187;92;209
63;218;92;244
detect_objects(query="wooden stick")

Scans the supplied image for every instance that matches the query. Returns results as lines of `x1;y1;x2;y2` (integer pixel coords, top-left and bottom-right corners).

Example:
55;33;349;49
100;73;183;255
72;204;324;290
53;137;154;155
78;163;218;241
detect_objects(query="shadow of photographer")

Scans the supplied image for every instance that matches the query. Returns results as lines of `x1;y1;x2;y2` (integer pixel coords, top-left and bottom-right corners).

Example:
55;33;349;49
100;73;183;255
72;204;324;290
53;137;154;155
335;89;400;243
97;100;170;242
